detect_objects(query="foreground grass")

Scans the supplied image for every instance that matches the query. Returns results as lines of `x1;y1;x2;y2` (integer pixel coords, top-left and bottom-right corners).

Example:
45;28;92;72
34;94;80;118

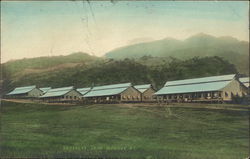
0;101;249;159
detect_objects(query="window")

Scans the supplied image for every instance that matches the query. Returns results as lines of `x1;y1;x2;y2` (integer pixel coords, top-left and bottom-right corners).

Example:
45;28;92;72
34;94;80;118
213;92;218;97
225;92;228;97
231;92;234;97
197;93;201;98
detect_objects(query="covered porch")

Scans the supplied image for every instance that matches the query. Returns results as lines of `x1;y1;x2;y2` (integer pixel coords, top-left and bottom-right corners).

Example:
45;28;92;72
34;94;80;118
158;91;223;103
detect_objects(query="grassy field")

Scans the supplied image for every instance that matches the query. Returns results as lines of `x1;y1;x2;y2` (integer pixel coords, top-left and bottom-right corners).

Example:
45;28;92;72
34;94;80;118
0;101;249;159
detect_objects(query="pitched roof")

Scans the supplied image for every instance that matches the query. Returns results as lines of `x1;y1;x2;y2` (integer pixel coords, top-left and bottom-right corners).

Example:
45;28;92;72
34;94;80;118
165;74;236;87
84;83;131;97
76;87;91;95
40;87;51;93
155;74;236;95
134;84;152;93
239;77;249;83
40;86;74;98
91;83;131;91
239;77;249;87
155;81;231;95
7;85;36;95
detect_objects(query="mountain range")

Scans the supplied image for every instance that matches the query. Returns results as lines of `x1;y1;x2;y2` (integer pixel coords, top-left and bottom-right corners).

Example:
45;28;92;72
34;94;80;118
106;33;249;74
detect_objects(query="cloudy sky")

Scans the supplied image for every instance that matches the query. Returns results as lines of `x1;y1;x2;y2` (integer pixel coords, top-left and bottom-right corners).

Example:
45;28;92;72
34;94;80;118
1;1;249;63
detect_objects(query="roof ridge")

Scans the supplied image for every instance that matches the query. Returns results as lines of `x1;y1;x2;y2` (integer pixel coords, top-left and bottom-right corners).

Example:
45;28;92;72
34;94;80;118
92;86;130;91
15;85;36;90
94;82;131;87
165;79;233;87
167;74;235;83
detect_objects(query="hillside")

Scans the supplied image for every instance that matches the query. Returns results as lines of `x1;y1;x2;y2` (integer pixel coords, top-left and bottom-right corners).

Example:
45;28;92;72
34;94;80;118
2;52;101;76
105;33;249;75
1;55;238;93
1;52;103;93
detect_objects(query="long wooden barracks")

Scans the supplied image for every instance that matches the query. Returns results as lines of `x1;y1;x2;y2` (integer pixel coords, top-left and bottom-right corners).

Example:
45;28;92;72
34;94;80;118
5;74;249;104
155;74;248;103
6;85;43;98
83;83;141;103
40;86;82;103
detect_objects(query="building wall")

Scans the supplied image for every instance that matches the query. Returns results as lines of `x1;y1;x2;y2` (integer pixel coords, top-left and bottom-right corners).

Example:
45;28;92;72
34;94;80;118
42;90;82;102
28;88;43;97
42;96;63;102
142;88;156;102
221;79;247;101
121;87;141;102
6;93;28;98
63;90;82;100
85;95;120;103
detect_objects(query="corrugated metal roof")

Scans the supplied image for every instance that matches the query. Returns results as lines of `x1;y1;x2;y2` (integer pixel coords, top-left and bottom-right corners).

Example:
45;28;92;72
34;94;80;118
84;87;128;97
77;87;91;95
77;87;91;92
165;74;235;87
7;85;36;95
40;87;51;93
239;77;249;83
84;83;131;97
155;80;231;95
92;83;131;91
47;86;73;92
40;86;73;98
134;84;151;93
239;77;249;87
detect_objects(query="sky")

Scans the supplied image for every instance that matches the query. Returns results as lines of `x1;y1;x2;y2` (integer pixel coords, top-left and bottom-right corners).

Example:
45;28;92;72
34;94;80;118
1;1;249;63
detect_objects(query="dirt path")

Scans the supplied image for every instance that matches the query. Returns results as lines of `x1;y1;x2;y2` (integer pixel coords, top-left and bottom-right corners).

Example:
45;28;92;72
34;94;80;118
1;99;75;106
1;99;249;111
1;99;37;104
107;102;250;111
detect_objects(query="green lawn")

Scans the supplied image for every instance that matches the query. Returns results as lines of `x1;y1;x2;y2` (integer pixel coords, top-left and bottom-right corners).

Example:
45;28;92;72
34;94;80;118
0;101;249;159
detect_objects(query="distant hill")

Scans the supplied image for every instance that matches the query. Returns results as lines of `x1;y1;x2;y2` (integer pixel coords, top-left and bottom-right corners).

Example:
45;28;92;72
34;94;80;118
2;55;238;93
1;52;102;92
105;33;249;74
2;52;102;79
